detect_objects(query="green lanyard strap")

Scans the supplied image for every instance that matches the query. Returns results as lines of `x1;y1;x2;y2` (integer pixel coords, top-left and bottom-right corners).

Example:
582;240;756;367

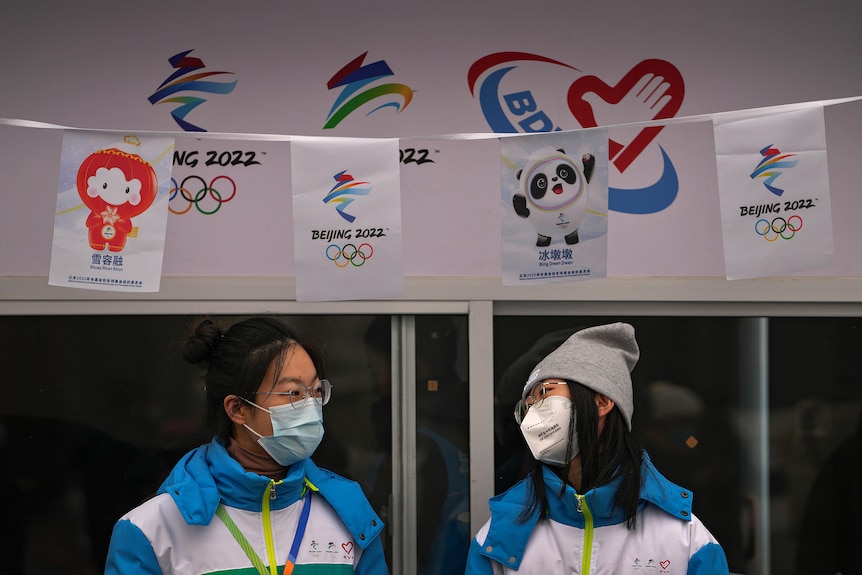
216;503;271;575
216;491;313;575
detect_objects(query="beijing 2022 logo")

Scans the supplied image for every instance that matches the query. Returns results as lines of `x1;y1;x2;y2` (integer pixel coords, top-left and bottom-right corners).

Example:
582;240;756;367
468;52;685;214
749;144;805;241
149;50;237;132
316;170;382;268
750;144;798;197
324;52;414;129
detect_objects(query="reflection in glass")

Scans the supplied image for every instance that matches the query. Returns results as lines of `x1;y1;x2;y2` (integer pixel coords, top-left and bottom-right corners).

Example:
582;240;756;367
363;315;471;575
4;313;859;574
0;315;384;574
770;318;862;575
493;317;746;572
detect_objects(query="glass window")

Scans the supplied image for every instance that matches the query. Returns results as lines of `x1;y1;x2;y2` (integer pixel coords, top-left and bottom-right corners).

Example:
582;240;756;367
4;312;859;575
770;318;862;575
493;317;746;572
0;313;471;575
493;315;862;575
0;315;386;573
1;316;210;575
362;315;471;575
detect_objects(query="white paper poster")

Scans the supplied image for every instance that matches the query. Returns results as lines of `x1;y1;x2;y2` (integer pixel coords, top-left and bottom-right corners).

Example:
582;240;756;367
501;130;609;286
714;107;834;279
291;137;402;301
163;139;293;276
48;131;174;292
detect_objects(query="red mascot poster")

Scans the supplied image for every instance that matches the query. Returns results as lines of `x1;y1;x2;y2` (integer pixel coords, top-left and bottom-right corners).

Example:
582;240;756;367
49;131;174;292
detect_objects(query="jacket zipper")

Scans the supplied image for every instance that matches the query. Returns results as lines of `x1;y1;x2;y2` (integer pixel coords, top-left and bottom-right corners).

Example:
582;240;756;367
261;479;281;575
576;494;594;575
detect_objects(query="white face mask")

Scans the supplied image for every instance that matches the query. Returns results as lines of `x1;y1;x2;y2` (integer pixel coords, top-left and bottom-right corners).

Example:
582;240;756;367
243;400;324;466
519;396;578;466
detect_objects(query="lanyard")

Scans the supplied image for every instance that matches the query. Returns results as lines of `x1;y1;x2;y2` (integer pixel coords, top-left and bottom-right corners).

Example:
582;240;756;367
216;490;313;575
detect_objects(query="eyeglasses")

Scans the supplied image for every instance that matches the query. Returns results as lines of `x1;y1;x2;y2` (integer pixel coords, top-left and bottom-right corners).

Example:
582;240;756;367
513;380;567;424
257;379;332;409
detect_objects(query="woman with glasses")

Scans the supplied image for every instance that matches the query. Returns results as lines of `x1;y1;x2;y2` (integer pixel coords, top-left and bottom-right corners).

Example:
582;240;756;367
105;316;389;575
465;322;729;575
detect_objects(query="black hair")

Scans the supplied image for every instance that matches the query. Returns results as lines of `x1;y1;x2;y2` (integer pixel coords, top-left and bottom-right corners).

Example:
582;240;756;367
182;316;326;440
519;381;644;529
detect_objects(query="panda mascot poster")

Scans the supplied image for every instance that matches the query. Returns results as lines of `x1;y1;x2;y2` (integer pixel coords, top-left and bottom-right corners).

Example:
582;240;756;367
501;129;608;285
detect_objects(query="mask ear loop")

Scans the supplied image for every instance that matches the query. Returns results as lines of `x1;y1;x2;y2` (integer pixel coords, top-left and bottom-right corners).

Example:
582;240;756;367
243;423;265;440
238;396;272;439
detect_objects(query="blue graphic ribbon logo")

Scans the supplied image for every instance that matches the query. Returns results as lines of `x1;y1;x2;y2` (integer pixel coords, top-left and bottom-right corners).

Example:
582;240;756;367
322;171;372;223
149;50;237;132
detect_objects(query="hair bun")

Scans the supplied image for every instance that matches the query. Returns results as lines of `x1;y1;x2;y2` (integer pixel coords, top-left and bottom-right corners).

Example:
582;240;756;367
182;318;223;364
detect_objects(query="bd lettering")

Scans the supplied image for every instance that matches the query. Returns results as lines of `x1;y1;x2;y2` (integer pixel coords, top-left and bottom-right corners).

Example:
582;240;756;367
504;91;562;132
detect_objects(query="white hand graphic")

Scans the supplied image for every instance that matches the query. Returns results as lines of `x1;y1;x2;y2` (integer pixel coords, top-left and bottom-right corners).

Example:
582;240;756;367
580;72;674;127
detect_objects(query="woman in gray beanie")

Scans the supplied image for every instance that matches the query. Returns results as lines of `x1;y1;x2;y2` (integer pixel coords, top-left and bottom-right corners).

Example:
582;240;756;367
465;322;729;575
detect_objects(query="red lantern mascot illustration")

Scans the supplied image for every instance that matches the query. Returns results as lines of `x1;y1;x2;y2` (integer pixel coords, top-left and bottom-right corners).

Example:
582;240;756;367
77;148;158;252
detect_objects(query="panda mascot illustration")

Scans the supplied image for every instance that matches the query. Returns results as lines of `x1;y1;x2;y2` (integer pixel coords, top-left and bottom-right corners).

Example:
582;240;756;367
513;147;595;247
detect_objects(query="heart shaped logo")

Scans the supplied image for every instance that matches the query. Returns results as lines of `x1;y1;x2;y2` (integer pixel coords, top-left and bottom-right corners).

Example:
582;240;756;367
567;59;684;173
660;559;671;569
342;541;354;555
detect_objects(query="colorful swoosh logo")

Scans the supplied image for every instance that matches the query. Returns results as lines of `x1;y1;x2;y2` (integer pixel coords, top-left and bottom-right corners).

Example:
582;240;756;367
322;170;372;223
324;52;413;129
750;144;798;196
148;50;237;132
468;52;684;214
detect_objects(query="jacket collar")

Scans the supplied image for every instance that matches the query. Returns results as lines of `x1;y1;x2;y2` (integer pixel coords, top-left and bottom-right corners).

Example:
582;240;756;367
156;439;385;550
157;438;308;525
480;452;693;569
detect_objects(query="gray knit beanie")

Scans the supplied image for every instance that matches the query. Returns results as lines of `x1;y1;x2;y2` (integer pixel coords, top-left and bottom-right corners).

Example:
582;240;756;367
522;322;640;430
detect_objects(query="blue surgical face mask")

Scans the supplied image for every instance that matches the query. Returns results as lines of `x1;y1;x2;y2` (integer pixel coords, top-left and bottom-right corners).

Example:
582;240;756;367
243;399;324;466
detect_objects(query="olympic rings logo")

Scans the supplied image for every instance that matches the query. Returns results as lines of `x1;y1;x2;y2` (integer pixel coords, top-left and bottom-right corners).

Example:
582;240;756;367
326;243;373;267
169;175;237;215
755;215;803;241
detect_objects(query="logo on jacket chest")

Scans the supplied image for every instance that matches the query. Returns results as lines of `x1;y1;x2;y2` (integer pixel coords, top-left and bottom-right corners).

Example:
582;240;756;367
631;557;672;572
310;539;355;561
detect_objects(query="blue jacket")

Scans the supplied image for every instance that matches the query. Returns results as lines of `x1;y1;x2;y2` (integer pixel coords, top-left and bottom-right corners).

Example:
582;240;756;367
466;455;729;574
105;438;389;575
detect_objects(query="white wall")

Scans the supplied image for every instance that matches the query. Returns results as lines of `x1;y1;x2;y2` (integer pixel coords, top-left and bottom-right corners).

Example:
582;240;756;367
2;0;861;293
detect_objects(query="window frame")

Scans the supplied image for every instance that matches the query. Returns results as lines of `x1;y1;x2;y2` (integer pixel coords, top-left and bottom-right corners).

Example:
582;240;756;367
5;274;862;575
